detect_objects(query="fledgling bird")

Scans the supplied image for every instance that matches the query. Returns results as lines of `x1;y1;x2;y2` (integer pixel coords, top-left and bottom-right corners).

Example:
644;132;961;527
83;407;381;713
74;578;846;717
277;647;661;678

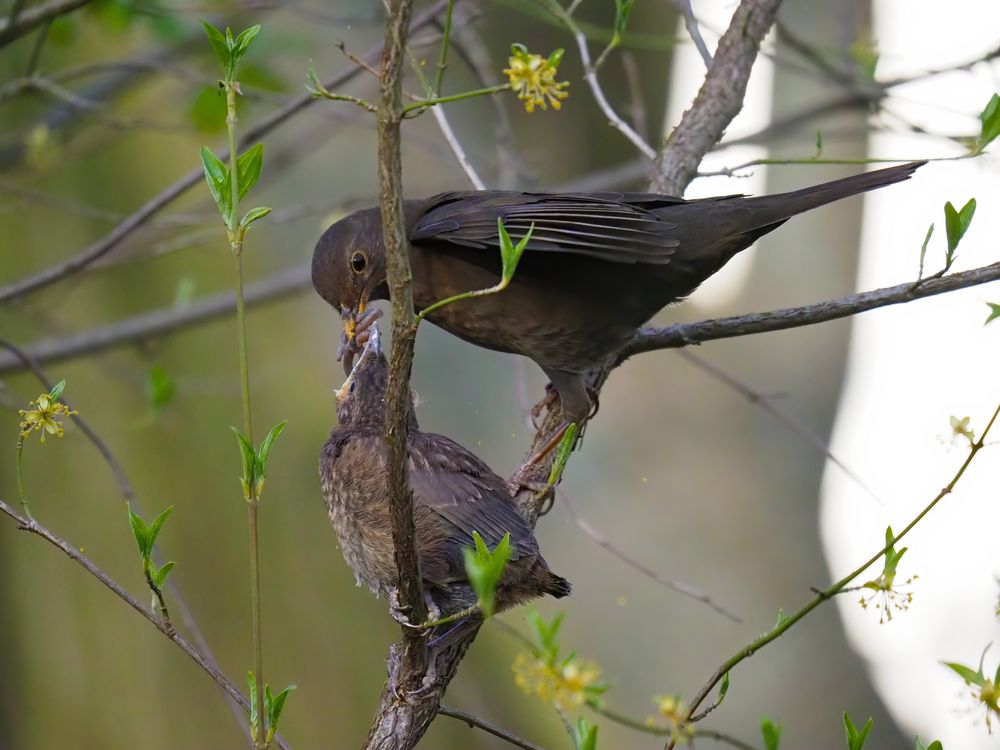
313;162;925;444
320;325;570;626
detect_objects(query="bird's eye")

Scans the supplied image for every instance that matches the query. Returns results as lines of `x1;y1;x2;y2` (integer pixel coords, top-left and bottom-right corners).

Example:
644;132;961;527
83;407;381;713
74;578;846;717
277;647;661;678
350;251;367;275
349;380;357;394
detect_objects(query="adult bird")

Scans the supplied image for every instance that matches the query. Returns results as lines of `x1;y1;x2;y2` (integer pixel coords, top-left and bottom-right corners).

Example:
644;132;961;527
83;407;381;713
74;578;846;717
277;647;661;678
313;161;925;454
320;325;570;637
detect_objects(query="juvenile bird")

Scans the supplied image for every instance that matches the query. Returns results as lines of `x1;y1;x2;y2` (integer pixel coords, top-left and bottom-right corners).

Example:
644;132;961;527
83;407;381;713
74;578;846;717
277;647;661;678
313;162;925;450
320;325;570;627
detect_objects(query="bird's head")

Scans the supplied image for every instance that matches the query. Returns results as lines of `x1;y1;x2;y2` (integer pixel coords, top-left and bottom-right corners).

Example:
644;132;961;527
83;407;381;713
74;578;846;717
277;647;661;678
312;207;390;367
335;324;417;430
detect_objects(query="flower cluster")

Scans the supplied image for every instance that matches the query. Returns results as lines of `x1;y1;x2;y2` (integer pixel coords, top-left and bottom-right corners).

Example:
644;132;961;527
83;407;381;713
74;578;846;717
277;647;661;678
18;388;76;442
858;573;918;624
504;44;569;113
513;652;603;710
647;694;693;743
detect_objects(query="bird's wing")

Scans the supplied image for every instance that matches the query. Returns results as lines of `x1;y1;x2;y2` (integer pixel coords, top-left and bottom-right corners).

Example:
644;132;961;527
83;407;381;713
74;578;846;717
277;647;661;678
408;433;538;585
410;191;699;265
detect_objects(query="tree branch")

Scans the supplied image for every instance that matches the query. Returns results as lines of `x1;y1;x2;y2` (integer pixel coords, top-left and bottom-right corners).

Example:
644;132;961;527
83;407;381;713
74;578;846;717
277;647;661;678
652;0;784;193
0;0;448;305
437;705;547;750
0;0;89;49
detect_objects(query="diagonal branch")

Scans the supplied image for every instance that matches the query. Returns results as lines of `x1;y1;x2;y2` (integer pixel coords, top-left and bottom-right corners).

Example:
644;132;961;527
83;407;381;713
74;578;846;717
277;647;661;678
0;0;448;305
0;0;89;49
652;0;784;193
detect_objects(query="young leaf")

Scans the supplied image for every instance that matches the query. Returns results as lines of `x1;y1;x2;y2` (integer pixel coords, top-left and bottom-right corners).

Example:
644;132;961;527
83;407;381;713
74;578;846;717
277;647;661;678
942;660;985;686
200;21;231;74
266;684;296;742
547;422;579;485
574;716;599;750
48;379;66;402
943;198;976;263
127;504;150;560
247;671;260;741
255;419;287;494
240;207;272;232
231;427;256;497
716;672;730;705
233;25;261;57
984;302;1000;326
915;738;944;750
774;608;788;628
199;146;232;224
496;218;533;287
145;506;174;553
978;93;1000;152
463;530;511;618
150;560;176;589
525;608;564;656
843;711;873;750
236;143;264;200
760;716;782;750
612;0;636;38
146;365;176;412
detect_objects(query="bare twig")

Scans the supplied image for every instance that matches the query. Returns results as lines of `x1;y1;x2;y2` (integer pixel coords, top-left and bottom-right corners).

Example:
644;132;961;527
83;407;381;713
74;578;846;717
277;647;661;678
0;0;449;304
652;0;783;193
559;487;742;621
438;705;547;750
669;0;713;68
431;105;486;189
0;497;291;750
0;0;89;49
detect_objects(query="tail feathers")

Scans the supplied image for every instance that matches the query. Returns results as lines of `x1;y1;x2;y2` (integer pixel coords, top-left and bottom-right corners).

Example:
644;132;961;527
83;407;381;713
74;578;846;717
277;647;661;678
742;160;925;231
544;571;572;599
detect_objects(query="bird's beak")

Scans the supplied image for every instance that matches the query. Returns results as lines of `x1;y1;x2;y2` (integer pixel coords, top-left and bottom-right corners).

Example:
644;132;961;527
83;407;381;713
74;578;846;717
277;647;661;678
336;323;382;403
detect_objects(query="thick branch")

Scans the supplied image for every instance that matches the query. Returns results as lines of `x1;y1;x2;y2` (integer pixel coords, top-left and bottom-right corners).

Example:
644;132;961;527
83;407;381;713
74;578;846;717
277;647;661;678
0;0;89;48
0;0;447;305
373;0;428;732
621;260;1000;358
652;0;784;193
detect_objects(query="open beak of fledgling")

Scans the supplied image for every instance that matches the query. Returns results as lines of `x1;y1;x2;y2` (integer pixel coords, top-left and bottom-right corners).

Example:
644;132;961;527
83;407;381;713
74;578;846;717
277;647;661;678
336;324;382;404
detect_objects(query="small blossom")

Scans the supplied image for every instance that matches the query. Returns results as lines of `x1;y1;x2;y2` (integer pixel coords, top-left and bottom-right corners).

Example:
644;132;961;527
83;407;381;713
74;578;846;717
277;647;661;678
18;392;76;442
503;44;569;113
950;415;975;445
649;694;693;744
858;572;918;624
513;652;603;710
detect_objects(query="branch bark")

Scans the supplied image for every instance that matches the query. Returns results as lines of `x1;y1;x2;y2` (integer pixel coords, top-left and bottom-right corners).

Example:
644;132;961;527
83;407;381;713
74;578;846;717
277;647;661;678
0;0;90;49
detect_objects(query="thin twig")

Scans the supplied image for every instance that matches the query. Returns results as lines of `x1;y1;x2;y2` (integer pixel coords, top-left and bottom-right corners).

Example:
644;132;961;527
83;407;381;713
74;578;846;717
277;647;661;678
669;0;713;68
559;487;742;621
438;705;548;750
0;0;89;49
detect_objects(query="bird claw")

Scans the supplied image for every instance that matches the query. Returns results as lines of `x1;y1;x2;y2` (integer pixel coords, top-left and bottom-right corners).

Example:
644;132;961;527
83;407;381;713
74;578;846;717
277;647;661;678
530;385;559;429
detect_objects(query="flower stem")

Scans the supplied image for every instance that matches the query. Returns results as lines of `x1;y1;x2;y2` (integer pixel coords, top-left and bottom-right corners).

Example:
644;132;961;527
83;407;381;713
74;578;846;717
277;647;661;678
15;435;31;520
226;79;266;749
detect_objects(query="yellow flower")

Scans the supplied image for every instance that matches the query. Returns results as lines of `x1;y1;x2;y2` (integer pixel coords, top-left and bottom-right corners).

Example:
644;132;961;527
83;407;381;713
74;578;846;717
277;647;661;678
652;694;693;743
858;572;918;624
18;392;76;442
950;415;975;445
504;44;569;113
512;652;602;710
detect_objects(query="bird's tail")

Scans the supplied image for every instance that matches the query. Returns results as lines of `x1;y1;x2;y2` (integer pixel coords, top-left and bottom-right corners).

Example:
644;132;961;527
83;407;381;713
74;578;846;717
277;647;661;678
543;571;572;599
739;160;925;230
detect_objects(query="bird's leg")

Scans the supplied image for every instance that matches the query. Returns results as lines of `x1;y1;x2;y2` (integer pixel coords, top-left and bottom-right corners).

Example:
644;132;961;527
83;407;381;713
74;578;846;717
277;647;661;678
388;587;419;629
530;384;558;429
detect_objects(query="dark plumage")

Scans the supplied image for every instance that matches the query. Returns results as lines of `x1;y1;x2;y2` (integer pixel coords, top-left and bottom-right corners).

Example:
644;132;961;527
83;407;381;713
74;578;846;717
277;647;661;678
320;327;570;621
313;162;924;427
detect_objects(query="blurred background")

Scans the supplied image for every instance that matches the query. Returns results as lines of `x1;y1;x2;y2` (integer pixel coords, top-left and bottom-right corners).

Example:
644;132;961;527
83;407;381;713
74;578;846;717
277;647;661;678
1;1;997;748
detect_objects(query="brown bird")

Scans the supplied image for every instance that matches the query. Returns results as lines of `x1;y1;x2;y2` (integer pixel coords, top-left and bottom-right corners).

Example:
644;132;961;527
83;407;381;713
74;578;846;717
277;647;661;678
313;161;924;447
320;325;570;631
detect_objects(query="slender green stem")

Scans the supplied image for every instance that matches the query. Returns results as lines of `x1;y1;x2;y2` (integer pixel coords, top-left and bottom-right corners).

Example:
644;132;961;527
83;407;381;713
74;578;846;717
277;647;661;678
225;78;265;749
142;557;173;627
414;281;506;326
668;401;1000;749
431;0;455;96
15;435;31;520
402;84;510;113
589;702;761;749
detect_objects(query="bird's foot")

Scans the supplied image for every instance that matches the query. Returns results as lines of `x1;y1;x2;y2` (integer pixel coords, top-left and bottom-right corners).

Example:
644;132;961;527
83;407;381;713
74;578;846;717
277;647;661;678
388;588;420;630
530;385;559;429
386;641;440;701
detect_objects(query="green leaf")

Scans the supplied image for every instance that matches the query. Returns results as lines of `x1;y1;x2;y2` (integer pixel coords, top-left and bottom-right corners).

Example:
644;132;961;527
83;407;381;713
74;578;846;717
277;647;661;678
574;716;598;750
944;198;976;263
200;21;231;75
146;365;176;412
760;716;782;750
127;504;150;560
942;661;985;686
247;671;260;741
547;422;578;485
843;711;873;750
48;379;67;402
546;48;565;69
232;24;262;63
612;0;636;37
716;672;730;705
236;143;264;200
145;506;174;554
815;128;824;156
463;530;511;618
240;207;272;232
915;737;944;750
231;427;256;497
774;608;788;628
254;419;287;494
984;303;1000;326
266;684;296;742
199;146;232;224
496;218;533;287
978;93;1000;152
150;560;176;589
